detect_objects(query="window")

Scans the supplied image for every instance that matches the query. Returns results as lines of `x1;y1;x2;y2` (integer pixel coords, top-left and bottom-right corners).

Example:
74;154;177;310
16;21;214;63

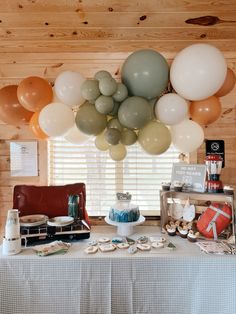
48;138;180;216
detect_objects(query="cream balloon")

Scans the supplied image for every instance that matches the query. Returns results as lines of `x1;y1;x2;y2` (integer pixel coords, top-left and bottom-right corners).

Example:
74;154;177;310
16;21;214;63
155;93;189;125
109;144;127;161
170;44;227;100
95;131;110;151
170;119;204;153
54;71;86;107
39;102;74;137
64;124;91;145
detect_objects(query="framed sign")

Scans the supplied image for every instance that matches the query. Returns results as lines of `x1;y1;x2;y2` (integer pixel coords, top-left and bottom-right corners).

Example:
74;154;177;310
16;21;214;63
171;163;206;192
10;141;38;177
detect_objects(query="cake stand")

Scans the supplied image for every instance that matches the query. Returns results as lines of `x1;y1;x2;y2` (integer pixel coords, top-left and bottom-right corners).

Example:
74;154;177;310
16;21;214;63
104;215;145;236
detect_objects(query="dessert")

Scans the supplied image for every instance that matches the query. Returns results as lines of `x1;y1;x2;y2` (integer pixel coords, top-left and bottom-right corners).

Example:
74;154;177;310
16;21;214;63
187;230;199;242
161;182;171;191
165;224;176;236
177;226;188;238
84;246;98;254
109;192;140;223
173;181;184;192
223;185;234;195
117;243;130;249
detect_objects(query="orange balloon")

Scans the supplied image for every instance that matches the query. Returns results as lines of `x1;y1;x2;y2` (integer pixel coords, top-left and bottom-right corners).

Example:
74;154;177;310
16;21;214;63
190;96;221;126
29;111;48;140
215;68;236;97
0;85;33;125
17;76;53;112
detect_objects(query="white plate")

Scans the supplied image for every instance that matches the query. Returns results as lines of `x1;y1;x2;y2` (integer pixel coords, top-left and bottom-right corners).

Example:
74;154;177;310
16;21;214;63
20;215;48;227
47;216;74;227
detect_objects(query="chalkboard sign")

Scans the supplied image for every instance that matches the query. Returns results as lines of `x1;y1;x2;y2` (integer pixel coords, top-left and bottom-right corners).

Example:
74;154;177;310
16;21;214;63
171;163;206;192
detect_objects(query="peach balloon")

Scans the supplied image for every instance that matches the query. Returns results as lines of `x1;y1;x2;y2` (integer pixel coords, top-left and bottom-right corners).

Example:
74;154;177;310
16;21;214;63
215;68;236;97
29;112;48;140
0;85;33;125
190;96;221;126
17;76;53;112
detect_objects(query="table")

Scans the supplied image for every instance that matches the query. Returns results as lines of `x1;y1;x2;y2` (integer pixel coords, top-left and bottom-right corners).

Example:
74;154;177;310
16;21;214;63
0;226;236;314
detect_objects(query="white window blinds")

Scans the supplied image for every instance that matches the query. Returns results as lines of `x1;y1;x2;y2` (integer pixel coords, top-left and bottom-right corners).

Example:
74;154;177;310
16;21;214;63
48;138;180;216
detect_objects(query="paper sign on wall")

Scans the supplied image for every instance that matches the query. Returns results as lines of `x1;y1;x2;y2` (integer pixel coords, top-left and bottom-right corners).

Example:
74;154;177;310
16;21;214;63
10;141;38;177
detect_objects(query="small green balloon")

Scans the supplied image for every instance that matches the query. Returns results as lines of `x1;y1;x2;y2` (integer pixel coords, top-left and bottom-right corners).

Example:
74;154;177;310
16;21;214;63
112;83;128;102
75;102;107;135
107;118;123;132
138;121;171;155
95;131;110;151
81;80;100;101
105;128;121;145
118;96;152;129
148;98;158;119
99;77;117;96
109;101;120;116
94;70;112;81
109;143;127;161
120;129;137;146
95;95;114;114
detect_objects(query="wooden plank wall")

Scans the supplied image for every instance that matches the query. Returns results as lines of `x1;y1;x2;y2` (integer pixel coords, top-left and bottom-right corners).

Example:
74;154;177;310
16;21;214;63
0;0;236;235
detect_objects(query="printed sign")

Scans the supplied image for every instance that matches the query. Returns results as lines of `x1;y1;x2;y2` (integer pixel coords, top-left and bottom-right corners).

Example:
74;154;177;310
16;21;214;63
205;140;225;168
171;163;206;192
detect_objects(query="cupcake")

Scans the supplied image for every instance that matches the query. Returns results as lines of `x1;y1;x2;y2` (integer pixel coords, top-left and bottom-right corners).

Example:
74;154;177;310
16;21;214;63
161;182;171;191
223;185;234;195
166;224;176;236
173;181;184;192
178;226;188;238
187;230;199;243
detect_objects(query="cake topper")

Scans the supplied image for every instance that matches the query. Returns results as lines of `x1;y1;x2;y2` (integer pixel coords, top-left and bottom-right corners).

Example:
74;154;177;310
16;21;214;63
116;192;132;201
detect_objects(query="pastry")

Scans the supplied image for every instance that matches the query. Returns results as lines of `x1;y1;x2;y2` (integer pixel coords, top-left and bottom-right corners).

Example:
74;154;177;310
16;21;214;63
177;226;188;238
187;230;199;243
99;244;116;252
98;237;110;243
84;246;98;254
128;246;138;254
88;240;98;246
137;236;149;244
166;224;176;236
137;244;151;251
151;242;164;249
111;237;123;243
117;242;130;249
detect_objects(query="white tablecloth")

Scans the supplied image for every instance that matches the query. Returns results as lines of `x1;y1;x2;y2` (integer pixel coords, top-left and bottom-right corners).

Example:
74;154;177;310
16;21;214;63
0;226;236;314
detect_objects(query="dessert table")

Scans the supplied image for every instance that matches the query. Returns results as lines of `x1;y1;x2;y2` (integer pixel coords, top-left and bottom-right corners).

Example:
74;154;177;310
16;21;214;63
0;225;236;314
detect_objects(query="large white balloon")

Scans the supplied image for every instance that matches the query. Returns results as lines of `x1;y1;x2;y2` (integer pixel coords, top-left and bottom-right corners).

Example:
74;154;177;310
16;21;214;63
170;44;227;101
39;102;74;137
170;119;204;153
64;124;90;145
155;93;188;125
54;71;85;107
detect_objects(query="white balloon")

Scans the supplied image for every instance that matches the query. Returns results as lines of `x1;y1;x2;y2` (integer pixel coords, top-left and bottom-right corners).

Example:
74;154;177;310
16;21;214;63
54;71;86;107
170;119;204;153
39;102;74;137
155;93;188;125
64;124;90;145
170;44;227;101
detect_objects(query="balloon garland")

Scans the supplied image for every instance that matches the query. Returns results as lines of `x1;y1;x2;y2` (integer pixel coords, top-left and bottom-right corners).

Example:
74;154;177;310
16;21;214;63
0;43;235;161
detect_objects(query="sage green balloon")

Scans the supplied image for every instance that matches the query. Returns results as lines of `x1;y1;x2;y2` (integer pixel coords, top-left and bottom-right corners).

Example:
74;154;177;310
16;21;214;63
95;95;114;114
121;49;169;99
118;96;152;129
112;83;128;102
148;98;158;119
94;70;112;81
99;77;117;96
109;143;127;161
120;129;137;146
75;102;107;135
105;128;121;145
95;131;110;151
107;118;123;132
81;79;100;101
138;121;171;155
109;101;120;116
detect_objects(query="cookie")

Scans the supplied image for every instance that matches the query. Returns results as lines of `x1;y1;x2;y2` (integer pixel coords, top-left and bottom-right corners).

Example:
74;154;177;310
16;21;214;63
137;236;149;244
151;242;164;249
88;240;98;246
137;244;151;251
128;246;138;254
84;246;98;254
117;242;130;249
98;237;110;243
99;244;116;252
112;237;123;244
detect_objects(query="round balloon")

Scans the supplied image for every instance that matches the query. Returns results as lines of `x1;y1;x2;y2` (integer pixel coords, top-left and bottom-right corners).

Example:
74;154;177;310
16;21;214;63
155;93;189;125
120;129;137;146
95;95;114;114
75;102;107;135
138;121;171;155
121;49;169;99
94;70;112;81
95;131;110;151
39;102;74;137
81;79;101;101
214;68;236;97
109;143;127;161
189;96;222;125
109;101;120;116
170;119;204;153
118;96;152;129
17;76;53;112
99;77;117;96
0;85;33;125
104;128;121;145
29;112;48;139
170;43;227;100
54;71;85;107
107;118;123;132
64;124;91;145
112;83;128;102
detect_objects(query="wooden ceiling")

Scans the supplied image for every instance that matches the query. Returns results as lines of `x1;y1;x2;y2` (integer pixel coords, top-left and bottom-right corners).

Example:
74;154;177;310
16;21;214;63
0;0;236;84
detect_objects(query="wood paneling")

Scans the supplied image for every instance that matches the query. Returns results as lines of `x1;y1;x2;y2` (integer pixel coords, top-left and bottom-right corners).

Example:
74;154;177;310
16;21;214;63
0;0;236;236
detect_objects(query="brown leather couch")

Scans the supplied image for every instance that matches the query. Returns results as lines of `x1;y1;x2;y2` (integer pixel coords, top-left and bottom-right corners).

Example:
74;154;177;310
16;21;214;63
13;183;89;224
